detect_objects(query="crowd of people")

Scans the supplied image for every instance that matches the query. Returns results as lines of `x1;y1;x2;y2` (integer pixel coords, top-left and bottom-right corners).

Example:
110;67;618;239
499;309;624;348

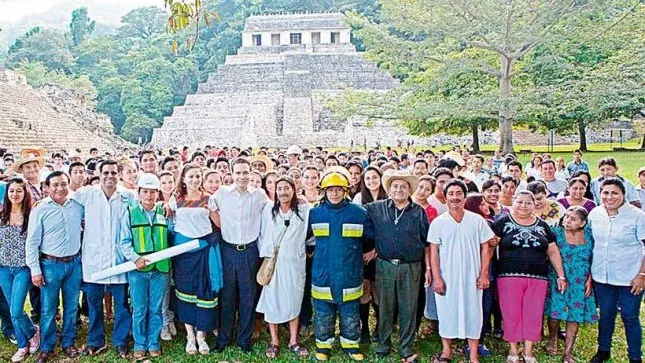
0;144;643;363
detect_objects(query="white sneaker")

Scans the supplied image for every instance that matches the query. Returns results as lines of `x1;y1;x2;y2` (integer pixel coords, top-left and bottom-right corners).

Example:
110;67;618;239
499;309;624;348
160;326;172;341
197;336;210;355
168;321;177;336
11;347;29;362
28;325;40;354
185;338;197;355
524;356;538;363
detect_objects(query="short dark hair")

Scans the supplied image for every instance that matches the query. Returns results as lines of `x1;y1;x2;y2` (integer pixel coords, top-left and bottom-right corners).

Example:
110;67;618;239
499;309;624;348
139;150;157;162
413;159;428;168
433;167;453;179
443;179;467;196
600;177;625;195
527;181;547;196
191;151;206;161
597;157;617;169
437;158;459;170
472;154;485;163
45;171;70;186
540;159;556;169
507;160;523;171
501;176;518;187
573;149;583;155
481;179;501;192
231;157;250;170
161;156;178;170
68;161;85;173
89;147;99;154
98;159;118;173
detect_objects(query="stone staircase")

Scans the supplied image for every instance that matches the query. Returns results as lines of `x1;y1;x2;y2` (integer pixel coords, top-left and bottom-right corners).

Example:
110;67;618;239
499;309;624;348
0;76;126;153
151;45;401;148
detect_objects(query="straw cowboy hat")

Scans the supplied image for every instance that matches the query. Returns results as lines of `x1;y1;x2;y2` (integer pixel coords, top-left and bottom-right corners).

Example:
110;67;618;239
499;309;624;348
13;147;46;172
382;169;419;192
442;151;466;167
249;155;274;171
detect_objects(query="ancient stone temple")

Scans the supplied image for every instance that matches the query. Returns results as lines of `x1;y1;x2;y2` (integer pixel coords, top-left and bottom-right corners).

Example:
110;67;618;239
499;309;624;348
151;12;410;148
0;69;128;152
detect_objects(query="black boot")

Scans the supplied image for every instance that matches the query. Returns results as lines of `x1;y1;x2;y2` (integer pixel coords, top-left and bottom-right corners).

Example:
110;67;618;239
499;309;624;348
628;359;642;363
590;350;610;363
359;303;370;343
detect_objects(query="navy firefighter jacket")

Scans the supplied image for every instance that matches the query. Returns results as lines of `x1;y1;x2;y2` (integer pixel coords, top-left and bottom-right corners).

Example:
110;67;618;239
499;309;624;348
308;198;368;304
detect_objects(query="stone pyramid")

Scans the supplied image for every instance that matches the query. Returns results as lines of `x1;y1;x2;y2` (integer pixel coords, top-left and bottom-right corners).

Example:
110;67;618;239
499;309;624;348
0;69;129;153
151;13;407;149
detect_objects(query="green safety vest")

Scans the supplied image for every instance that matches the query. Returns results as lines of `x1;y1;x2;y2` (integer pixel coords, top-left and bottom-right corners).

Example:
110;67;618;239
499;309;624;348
129;203;170;273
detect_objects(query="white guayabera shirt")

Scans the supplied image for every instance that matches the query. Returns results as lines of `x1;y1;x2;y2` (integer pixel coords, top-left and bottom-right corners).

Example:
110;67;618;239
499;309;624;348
72;185;135;284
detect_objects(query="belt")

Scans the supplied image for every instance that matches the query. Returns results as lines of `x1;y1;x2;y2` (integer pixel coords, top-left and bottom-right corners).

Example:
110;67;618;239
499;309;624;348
379;258;410;266
40;252;80;263
223;241;256;251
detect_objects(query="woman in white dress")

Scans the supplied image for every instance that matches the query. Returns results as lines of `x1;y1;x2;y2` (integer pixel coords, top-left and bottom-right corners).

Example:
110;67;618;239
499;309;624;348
256;176;310;359
169;164;223;356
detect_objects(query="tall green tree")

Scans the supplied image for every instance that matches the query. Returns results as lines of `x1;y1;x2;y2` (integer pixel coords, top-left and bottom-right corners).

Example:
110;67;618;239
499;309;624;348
6;29;74;72
70;7;96;46
118;6;168;40
345;0;639;153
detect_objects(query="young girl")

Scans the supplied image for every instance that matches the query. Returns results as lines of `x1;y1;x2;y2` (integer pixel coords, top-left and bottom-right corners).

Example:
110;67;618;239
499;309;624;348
545;207;597;363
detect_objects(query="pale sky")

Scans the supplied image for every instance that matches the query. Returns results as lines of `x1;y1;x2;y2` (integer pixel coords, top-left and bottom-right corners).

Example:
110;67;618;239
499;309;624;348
0;0;161;23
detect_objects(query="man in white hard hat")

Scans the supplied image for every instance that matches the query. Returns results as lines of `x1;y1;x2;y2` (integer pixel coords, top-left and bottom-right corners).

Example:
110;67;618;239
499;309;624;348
118;173;170;360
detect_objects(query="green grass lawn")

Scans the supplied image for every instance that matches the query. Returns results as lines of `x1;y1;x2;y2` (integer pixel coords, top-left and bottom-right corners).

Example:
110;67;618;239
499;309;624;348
0;306;643;362
0;148;643;362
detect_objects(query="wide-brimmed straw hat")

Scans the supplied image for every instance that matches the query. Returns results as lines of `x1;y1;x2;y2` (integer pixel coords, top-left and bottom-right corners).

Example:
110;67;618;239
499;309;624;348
13;147;46;172
382;169;419;192
249;155;274;171
442;151;465;167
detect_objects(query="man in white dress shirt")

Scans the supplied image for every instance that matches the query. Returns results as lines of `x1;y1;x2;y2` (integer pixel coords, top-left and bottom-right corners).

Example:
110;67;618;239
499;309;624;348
72;160;135;358
211;158;270;353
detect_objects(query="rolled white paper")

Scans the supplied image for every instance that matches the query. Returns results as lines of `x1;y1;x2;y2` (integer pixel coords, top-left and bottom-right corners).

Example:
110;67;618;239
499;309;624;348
90;240;200;281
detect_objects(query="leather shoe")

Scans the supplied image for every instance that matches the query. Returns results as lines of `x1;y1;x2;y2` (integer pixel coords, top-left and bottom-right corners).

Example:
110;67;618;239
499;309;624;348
213;344;226;353
239;344;252;354
82;345;107;356
115;345;129;359
63;346;80;358
36;351;52;363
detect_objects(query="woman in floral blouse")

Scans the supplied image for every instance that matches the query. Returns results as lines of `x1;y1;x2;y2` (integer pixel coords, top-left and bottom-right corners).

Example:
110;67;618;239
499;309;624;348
0;177;40;362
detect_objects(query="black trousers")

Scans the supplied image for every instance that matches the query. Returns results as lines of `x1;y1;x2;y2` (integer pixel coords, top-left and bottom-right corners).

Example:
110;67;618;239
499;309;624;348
216;242;259;349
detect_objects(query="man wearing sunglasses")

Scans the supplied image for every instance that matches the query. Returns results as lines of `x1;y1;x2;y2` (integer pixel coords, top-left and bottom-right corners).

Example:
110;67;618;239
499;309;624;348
71;160;136;359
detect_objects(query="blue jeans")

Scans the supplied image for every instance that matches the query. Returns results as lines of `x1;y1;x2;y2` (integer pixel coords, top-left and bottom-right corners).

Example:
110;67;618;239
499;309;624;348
40;257;82;352
0;266;36;348
85;282;131;348
0;287;15;339
313;299;360;355
595;282;643;360
128;270;169;351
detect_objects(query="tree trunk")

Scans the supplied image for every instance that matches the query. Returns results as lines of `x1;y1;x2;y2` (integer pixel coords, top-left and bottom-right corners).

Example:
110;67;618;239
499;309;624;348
577;120;588;152
498;55;515;154
641;133;645;150
471;123;480;153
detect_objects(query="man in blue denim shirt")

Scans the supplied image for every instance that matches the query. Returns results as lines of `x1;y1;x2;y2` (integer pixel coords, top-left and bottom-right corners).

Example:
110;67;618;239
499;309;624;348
26;171;84;363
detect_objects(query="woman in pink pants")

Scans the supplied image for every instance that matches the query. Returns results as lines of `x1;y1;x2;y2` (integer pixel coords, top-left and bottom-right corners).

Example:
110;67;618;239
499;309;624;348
491;191;567;363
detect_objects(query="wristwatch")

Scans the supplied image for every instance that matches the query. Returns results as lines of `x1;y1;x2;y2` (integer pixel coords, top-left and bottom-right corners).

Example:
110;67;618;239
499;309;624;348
557;276;567;281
